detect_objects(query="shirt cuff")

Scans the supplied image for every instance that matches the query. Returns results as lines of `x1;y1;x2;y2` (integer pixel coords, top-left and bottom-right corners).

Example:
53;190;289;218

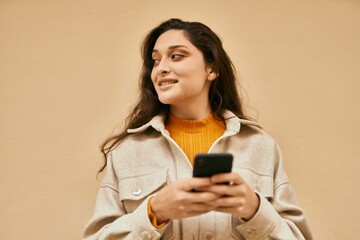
236;193;277;239
147;196;170;229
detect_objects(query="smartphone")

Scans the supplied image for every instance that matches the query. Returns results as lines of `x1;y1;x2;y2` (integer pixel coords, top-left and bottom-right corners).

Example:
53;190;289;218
193;153;233;178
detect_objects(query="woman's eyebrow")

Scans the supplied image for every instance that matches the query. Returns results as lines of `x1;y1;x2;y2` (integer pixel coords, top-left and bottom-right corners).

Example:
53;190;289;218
152;45;189;53
169;45;189;50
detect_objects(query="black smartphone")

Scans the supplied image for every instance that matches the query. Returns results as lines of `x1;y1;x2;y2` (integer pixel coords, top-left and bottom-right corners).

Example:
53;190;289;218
193;153;233;178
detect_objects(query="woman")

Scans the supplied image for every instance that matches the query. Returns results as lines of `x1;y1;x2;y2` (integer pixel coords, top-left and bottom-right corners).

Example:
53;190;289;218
83;18;313;240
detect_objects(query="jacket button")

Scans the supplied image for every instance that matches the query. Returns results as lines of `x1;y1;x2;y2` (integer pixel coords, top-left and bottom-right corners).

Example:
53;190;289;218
245;228;256;238
140;231;151;240
132;188;142;196
253;180;260;192
202;232;215;240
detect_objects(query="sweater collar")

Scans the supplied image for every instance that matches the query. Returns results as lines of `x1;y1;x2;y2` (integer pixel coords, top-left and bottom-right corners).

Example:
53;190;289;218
165;113;224;134
127;110;262;134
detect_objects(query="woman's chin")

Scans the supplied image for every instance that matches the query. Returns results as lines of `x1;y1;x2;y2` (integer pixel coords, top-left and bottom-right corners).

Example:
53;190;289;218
158;96;176;105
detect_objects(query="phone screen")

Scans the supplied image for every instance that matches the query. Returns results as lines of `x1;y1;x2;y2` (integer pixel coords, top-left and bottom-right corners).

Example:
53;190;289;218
193;153;233;178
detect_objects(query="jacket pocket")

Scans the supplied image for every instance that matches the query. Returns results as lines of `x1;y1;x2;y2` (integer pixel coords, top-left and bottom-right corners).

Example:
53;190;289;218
118;169;168;213
232;167;274;198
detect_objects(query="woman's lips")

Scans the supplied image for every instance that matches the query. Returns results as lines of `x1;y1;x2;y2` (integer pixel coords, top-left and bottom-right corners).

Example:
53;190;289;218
158;78;178;86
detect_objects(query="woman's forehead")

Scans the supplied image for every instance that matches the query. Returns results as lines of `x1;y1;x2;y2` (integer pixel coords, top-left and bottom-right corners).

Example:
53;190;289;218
153;30;194;52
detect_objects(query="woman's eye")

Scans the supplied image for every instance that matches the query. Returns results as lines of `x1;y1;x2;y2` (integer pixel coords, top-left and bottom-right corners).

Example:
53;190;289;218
152;59;160;66
171;54;183;60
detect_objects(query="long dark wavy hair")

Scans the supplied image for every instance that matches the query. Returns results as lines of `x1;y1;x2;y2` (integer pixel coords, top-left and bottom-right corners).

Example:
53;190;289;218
99;18;249;172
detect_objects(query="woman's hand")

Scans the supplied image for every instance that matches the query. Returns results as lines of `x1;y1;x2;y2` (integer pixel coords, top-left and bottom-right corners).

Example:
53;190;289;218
199;172;260;221
150;178;222;223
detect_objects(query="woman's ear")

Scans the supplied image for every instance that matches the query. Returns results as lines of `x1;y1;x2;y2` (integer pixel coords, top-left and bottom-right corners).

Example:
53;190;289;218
206;66;218;81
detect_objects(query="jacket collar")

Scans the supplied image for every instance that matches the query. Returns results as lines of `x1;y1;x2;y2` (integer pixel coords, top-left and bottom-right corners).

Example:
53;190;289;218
127;110;262;134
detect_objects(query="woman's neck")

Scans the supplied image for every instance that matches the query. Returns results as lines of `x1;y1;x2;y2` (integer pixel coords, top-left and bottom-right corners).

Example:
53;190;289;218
169;103;212;120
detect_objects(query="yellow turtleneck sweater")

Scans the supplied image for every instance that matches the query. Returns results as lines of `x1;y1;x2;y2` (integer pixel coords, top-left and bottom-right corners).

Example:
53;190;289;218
165;113;226;165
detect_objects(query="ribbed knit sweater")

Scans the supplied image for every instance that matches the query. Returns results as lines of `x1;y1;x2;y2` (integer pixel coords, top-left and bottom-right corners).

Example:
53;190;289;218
165;113;226;165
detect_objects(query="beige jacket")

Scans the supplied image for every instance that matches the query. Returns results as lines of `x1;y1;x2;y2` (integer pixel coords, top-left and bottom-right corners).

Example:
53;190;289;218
83;111;313;240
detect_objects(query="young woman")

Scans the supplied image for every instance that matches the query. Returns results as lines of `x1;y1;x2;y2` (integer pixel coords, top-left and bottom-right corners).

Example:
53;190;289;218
83;18;313;240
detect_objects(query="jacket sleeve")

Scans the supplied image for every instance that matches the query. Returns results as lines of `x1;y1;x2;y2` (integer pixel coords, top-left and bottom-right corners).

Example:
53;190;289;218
83;152;169;240
235;142;313;240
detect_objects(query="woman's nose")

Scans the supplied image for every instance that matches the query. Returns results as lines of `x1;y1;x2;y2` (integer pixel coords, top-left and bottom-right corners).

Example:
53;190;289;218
157;59;170;74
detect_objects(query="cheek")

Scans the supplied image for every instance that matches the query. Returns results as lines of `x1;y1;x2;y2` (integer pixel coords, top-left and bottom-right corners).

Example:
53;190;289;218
150;69;156;83
185;67;209;83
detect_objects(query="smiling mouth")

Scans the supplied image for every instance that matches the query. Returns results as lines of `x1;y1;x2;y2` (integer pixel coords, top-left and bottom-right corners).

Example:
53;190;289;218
158;80;178;86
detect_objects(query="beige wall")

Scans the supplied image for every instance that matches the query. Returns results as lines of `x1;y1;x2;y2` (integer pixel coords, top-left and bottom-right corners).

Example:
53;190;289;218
1;0;359;239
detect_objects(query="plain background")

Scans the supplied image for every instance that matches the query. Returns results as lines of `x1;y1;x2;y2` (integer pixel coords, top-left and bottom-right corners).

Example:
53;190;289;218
1;0;359;239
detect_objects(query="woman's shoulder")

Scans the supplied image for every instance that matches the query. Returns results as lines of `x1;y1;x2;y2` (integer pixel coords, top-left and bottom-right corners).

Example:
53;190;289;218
112;128;163;152
236;118;279;148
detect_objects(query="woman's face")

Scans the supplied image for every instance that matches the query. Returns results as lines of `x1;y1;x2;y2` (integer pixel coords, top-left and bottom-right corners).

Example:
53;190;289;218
151;30;216;117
